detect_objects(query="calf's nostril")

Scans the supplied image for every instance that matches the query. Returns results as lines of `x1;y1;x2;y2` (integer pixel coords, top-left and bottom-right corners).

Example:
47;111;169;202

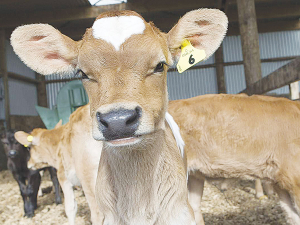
126;107;141;126
97;112;109;128
126;113;138;125
100;119;109;128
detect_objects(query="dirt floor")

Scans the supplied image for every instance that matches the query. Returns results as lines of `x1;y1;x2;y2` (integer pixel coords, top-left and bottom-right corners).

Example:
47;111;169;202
0;170;91;225
0;170;287;225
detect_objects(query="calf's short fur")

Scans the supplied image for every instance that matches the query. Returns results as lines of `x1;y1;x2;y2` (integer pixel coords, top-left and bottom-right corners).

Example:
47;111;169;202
169;94;300;225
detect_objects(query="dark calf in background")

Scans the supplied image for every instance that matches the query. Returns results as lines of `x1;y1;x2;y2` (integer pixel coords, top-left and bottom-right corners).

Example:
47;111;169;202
46;166;62;205
1;130;40;217
0;130;62;217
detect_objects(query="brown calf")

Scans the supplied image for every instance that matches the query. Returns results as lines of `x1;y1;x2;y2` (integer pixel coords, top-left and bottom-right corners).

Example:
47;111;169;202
10;9;228;225
169;94;300;225
15;105;103;225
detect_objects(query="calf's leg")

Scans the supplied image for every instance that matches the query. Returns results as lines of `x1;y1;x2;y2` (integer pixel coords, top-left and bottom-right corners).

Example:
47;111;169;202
49;167;62;204
57;166;77;225
255;179;265;199
262;180;275;196
13;173;34;217
38;170;44;196
188;172;205;225
274;184;300;225
28;170;41;210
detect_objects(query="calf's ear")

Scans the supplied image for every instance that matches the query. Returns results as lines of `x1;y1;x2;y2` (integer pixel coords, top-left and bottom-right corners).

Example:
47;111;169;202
10;24;79;76
54;119;63;129
14;131;37;146
167;8;228;62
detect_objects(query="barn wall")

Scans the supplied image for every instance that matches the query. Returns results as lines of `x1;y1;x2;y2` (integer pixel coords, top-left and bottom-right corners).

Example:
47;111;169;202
2;30;300;113
45;74;69;110
167;56;217;100
223;30;300;95
0;40;38;121
10;115;45;132
5;40;36;79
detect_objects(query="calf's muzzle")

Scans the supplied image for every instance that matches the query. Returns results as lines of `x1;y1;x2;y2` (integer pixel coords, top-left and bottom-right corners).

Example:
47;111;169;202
97;107;141;140
8;150;18;158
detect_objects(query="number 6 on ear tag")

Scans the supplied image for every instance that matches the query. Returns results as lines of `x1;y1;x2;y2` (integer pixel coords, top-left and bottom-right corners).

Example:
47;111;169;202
177;39;206;73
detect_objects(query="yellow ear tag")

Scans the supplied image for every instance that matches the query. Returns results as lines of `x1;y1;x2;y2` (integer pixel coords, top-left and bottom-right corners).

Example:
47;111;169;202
27;135;33;142
24;145;28;148
176;39;206;73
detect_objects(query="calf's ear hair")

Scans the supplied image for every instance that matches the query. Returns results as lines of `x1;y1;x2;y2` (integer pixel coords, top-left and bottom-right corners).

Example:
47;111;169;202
14;131;32;146
54;120;63;129
167;8;228;62
11;24;79;76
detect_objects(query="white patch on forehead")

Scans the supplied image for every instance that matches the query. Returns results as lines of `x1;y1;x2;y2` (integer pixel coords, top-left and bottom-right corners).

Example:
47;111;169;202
92;16;145;51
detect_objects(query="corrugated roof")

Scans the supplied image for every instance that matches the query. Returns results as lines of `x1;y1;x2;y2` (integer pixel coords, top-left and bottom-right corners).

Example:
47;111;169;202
0;0;91;14
0;0;299;40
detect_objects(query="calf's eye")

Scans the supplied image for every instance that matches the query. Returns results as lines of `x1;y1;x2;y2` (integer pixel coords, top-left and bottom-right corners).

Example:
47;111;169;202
154;62;165;73
77;69;89;79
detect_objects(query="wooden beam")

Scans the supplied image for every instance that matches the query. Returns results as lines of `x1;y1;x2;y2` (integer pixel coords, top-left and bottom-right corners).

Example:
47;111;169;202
216;0;231;12
127;0;216;14
130;1;300;23
60;26;91;41
215;44;227;94
0;29;10;129
167;56;297;72
0;0;299;30
128;0;299;18
61;18;300;41
45;78;80;84
237;0;262;86
251;56;296;64
142;2;300;36
241;57;300;95
0;3;126;28
160;17;300;36
227;3;300;23
36;73;48;107
228;19;300;36
254;0;300;4
8;72;39;84
215;0;228;94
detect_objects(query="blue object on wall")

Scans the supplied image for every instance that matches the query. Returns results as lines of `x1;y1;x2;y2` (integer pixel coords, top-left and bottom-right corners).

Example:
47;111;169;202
35;80;89;129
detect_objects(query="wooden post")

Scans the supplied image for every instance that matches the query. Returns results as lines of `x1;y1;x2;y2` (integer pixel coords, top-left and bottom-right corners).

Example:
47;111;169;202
215;44;226;93
35;73;48;107
237;0;262;86
289;81;299;100
215;0;228;94
0;29;10;129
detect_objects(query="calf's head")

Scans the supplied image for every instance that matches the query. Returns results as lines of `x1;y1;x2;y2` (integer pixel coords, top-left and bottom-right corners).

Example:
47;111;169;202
11;9;227;146
14;121;62;168
1;130;28;160
15;129;49;168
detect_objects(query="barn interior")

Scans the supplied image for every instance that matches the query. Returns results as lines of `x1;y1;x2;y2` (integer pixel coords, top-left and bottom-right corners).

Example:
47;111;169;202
0;0;300;224
1;0;299;131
